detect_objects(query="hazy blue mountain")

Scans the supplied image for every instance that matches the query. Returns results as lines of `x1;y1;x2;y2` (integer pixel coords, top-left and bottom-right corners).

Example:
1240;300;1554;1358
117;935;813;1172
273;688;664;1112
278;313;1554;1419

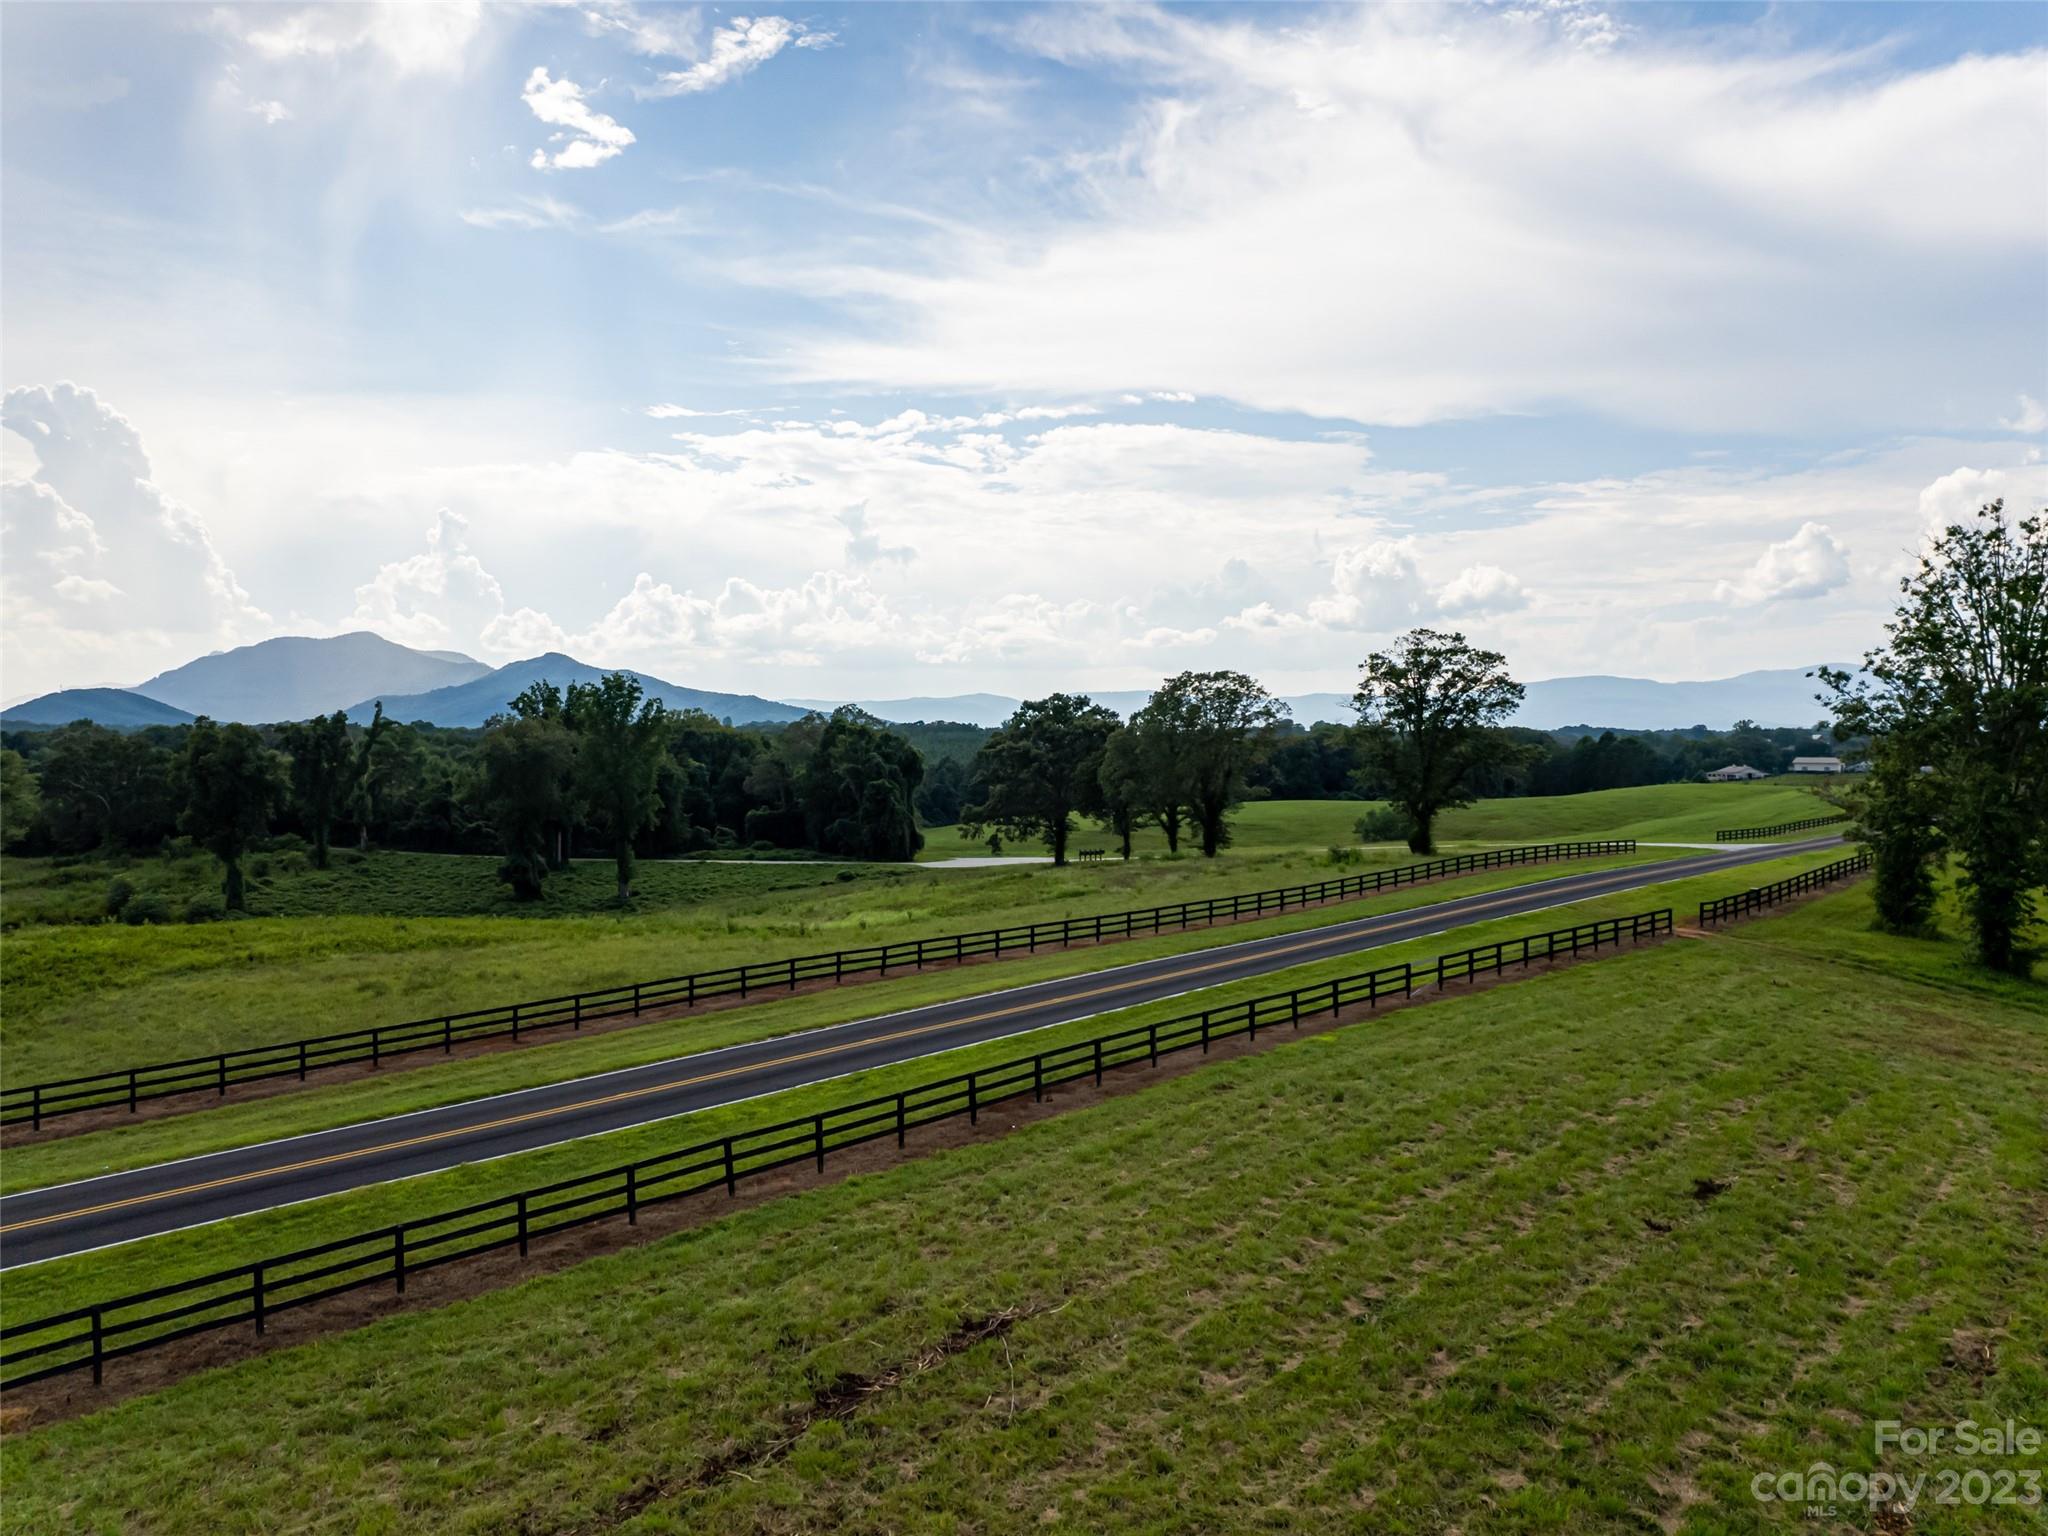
352;652;810;727
811;667;1844;733
1516;666;1842;731
136;632;492;723
1;687;197;729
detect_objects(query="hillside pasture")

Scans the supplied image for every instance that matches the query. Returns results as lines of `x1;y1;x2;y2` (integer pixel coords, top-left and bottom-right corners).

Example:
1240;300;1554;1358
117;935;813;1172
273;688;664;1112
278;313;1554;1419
4;881;2039;1534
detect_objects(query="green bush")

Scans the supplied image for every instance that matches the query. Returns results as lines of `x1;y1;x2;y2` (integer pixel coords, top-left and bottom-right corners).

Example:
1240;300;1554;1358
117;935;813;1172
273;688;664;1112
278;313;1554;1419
183;894;228;924
121;891;173;926
104;876;136;917
1353;807;1414;844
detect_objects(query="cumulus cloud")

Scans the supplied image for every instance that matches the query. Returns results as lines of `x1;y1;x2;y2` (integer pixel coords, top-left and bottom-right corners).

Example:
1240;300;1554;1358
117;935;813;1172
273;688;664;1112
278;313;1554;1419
2000;394;2048;433
1225;542;1524;634
643;15;830;97
523;67;635;171
1;383;268;690
1435;564;1529;617
772;9;2046;434
1713;522;1851;604
347;510;507;648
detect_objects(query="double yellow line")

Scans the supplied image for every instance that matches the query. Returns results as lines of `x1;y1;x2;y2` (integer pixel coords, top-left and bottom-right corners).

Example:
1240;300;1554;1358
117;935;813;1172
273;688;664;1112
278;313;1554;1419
1;853;1713;1237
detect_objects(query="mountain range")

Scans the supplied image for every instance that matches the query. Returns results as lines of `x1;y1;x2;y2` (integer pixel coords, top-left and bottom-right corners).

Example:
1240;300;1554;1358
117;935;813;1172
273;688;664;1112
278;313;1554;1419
1;634;1842;734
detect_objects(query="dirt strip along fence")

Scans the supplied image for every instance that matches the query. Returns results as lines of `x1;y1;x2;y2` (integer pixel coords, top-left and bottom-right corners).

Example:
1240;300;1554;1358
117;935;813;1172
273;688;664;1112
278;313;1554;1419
1697;850;1872;924
1713;813;1850;842
1;906;1673;1390
3;840;1636;1130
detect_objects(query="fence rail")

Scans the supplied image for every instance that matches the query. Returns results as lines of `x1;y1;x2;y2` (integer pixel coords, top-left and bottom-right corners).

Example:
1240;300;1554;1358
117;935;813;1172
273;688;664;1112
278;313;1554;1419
0;906;1673;1390
1;840;1637;1130
1697;851;1871;924
1713;813;1850;842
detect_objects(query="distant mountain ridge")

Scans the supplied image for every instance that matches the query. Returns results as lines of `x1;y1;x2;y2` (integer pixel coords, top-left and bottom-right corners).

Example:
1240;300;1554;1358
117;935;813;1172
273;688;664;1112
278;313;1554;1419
351;652;809;728
0;688;196;729
136;632;492;723
808;665;1846;732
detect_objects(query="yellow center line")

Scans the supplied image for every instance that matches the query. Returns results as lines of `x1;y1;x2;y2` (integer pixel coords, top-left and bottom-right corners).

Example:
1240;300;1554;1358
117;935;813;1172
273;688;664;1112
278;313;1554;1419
1;852;1740;1236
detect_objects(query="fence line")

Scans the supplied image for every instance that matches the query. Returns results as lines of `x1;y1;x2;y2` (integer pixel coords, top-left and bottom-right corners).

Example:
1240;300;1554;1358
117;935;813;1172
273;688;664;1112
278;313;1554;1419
1697;851;1871;924
1713;813;1850;842
2;840;1636;1129
0;907;1674;1390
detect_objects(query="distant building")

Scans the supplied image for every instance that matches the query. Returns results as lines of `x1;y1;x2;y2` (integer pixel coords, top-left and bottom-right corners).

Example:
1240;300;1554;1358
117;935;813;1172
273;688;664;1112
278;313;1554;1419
1706;764;1768;782
1790;755;1845;774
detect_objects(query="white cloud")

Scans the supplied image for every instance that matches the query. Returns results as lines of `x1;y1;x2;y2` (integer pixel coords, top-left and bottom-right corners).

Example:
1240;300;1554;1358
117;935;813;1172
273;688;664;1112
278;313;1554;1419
645;403;755;419
2000;394;2048;433
229;2;485;77
769;10;2046;433
1713;522;1852;604
347;509;507;648
644;15;829;97
1436;564;1530;617
459;195;583;231
523;67;635;172
1;383;268;694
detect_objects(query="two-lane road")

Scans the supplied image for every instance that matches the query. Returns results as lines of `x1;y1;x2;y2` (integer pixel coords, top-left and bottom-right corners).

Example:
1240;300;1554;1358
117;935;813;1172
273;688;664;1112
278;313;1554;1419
0;838;1843;1267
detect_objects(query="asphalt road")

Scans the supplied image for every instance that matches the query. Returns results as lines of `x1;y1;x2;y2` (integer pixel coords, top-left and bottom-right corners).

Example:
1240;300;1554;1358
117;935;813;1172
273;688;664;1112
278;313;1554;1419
0;837;1841;1268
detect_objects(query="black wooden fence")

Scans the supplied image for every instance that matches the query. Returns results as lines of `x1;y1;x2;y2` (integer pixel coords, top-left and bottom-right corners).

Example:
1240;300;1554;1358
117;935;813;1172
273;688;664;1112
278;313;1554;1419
1697;851;1871;924
2;840;1636;1129
0;906;1672;1389
1713;813;1850;842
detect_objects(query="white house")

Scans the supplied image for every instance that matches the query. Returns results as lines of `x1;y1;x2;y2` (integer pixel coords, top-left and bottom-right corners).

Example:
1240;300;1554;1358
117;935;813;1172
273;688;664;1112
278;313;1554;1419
1706;764;1768;782
1790;755;1845;774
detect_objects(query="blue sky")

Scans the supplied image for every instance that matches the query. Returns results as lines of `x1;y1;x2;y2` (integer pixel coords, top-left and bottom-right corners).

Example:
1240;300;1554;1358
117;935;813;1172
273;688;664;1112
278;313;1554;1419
2;1;2044;705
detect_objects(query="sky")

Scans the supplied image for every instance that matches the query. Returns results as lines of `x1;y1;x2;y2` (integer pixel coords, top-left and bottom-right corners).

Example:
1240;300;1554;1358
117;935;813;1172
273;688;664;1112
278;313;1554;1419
2;0;2044;707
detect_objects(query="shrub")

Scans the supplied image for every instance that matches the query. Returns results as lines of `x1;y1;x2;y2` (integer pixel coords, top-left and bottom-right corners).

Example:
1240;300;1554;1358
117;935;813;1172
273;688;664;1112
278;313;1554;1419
183;894;228;924
122;891;173;926
1353;807;1414;844
104;877;136;918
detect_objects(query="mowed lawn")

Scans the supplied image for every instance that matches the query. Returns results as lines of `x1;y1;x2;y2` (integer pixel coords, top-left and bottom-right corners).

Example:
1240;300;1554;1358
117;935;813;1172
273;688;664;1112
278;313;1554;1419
0;824;1684;1087
5;884;2038;1535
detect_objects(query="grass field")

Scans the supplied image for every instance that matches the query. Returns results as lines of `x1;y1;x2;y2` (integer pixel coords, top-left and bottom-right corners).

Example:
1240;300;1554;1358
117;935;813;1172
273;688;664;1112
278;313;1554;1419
3;881;2039;1534
0;846;1693;1194
0;848;1874;1329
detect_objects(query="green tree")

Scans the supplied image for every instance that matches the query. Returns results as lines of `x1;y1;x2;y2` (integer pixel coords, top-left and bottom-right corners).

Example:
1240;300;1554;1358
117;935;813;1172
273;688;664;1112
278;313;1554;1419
914;755;969;827
1121;700;1193;853
476;716;578;900
1823;502;2045;973
962;693;1121;866
347;702;393;850
1840;726;1947;935
564;673;672;901
178;718;286;910
1095;727;1146;860
279;710;353;868
801;709;924;861
1353;629;1527;855
0;749;40;848
1146;670;1285;857
34;722;176;851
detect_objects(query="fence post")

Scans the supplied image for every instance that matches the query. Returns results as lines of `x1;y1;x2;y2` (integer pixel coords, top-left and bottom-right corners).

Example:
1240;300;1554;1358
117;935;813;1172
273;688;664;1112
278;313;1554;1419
633;982;643;1017
724;1137;737;1195
90;1306;104;1385
517;1193;529;1256
1149;1022;1159;1067
129;1069;138;1114
511;1004;521;1042
253;1263;266;1335
688;975;697;1009
1094;1038;1104;1085
626;1164;638;1226
969;1074;979;1125
302;1040;312;1078
573;994;582;1031
790;957;798;991
394;1226;407;1293
1033;1056;1043;1102
1292;992;1302;1029
896;1094;907;1149
30;1084;40;1132
814;1114;826;1172
371;1031;380;1070
218;1055;228;1096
